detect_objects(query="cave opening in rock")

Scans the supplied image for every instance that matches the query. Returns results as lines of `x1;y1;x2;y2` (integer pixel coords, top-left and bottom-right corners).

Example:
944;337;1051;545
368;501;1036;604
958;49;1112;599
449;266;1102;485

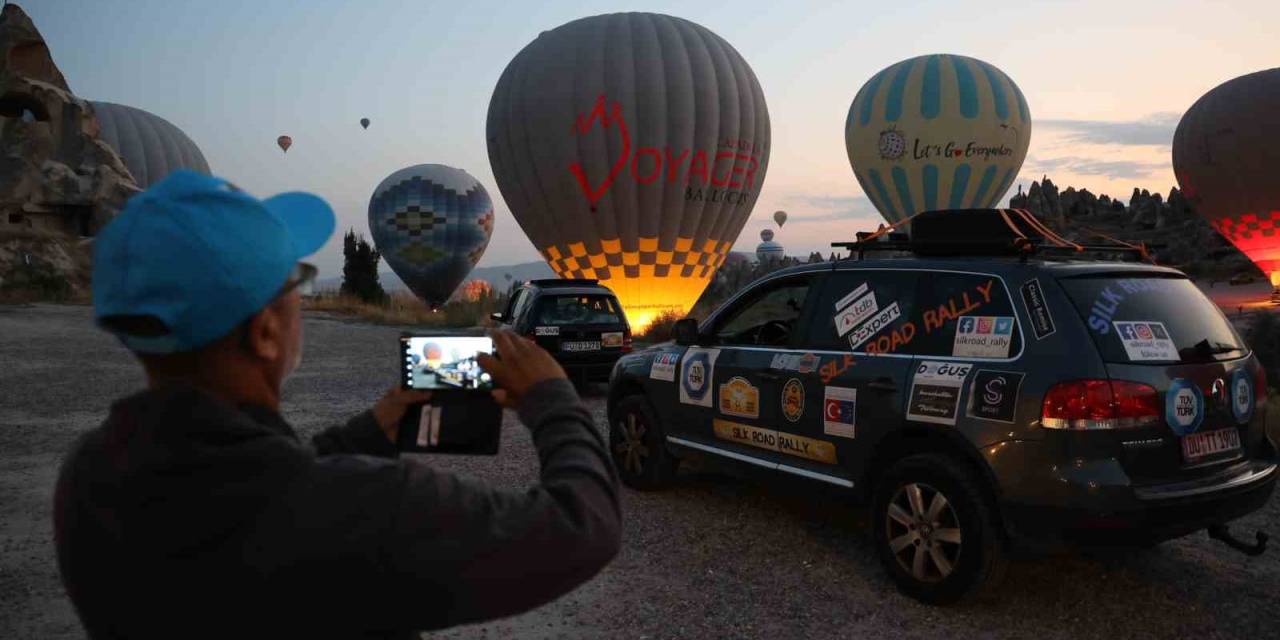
0;92;50;122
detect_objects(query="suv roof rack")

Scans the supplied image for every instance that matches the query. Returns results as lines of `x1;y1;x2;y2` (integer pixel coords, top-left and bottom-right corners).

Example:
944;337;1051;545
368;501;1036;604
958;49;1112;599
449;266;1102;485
529;278;600;287
832;208;1153;263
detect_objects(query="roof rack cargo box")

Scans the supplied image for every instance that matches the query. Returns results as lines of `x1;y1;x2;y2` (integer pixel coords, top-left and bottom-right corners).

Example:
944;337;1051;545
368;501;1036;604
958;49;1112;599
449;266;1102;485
908;209;1046;256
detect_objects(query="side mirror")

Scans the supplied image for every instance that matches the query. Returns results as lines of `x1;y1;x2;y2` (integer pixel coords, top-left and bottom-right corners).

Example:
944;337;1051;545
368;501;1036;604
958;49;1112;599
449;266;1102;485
674;318;699;346
489;312;505;323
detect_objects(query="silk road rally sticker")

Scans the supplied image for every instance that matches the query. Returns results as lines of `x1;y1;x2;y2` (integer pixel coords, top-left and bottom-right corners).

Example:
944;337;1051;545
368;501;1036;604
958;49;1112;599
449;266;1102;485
1113;321;1177;361
535;326;559;336
823;386;857;438
1166;378;1204;436
907;361;971;426
952;316;1014;358
679;348;720;407
849;302;901;350
835;290;879;337
1230;368;1254;424
719;376;760;419
713;419;837;464
965;370;1025;424
650;352;679;381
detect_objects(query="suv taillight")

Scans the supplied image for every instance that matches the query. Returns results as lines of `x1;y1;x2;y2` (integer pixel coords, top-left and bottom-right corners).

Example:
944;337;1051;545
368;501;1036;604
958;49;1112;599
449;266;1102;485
1041;380;1159;430
622;328;633;353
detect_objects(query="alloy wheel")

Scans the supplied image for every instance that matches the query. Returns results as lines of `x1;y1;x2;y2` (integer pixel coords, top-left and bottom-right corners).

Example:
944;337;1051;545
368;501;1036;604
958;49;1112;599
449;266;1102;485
614;412;650;475
885;482;963;583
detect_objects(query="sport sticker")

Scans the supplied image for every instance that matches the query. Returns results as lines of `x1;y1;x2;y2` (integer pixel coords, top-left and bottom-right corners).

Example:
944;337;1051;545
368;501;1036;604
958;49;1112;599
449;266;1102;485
601;331;624;348
965;370;1025;424
781;378;805;422
907;361;971;426
1165;378;1204;436
835;290;879;337
650;352;679;382
535;326;560;336
1230;368;1254;424
952;316;1014;358
713;419;837;464
848;302;901;350
823;386;857;438
1113;321;1177;361
1019;279;1056;340
719;376;760;419
679;348;721;407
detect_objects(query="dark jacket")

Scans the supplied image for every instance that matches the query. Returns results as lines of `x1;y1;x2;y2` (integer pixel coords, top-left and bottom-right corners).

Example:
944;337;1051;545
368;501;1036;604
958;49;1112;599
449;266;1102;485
54;379;621;639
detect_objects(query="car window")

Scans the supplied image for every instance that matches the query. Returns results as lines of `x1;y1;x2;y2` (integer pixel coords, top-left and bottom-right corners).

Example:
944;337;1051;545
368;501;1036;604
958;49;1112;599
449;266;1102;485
909;272;1022;359
1058;275;1245;363
508;290;530;321
713;278;811;347
804;270;920;352
533;294;624;325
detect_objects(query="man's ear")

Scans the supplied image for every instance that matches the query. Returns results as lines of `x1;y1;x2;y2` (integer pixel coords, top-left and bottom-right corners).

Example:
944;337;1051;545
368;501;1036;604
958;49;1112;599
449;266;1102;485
245;304;284;362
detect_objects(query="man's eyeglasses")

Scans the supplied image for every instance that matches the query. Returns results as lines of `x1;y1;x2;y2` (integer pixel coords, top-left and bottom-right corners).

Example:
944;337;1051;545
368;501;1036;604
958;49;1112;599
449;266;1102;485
279;262;318;297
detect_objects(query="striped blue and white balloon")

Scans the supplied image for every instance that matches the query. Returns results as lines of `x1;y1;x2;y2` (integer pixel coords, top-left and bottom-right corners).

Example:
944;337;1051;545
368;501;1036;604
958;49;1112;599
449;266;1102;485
845;54;1031;224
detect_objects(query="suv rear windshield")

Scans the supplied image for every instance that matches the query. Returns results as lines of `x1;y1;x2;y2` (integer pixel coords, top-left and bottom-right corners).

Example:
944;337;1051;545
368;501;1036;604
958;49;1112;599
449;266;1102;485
533;294;623;326
1058;275;1246;364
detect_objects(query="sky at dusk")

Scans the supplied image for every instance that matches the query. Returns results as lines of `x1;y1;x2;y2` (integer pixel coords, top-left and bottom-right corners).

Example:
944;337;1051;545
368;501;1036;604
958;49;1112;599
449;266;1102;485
24;0;1280;278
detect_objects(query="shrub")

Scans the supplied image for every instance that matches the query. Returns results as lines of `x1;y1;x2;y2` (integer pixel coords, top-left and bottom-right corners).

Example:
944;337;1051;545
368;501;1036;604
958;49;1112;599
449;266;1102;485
639;309;685;343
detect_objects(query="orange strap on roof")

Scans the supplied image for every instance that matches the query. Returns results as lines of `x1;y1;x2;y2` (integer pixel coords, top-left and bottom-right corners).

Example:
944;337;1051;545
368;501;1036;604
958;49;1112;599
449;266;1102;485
859;210;926;244
1012;208;1083;251
1080;226;1155;262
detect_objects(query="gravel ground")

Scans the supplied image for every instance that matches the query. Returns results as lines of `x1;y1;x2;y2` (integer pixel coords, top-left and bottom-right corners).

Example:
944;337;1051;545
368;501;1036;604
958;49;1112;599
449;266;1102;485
2;303;1277;639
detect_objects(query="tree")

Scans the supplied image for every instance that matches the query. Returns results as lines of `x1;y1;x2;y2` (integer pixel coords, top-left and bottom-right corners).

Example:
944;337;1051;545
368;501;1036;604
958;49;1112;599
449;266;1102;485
341;229;387;304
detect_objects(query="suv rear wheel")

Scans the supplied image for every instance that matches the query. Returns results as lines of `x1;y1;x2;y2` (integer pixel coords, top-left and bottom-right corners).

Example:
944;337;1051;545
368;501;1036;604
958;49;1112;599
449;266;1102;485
872;454;1006;604
609;395;679;490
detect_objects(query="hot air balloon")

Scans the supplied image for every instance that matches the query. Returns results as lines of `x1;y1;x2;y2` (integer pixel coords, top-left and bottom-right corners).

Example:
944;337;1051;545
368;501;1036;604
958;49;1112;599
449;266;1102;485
846;54;1031;225
773;210;787;228
760;228;774;242
277;135;292;153
368;164;495;308
1173;68;1280;297
486;12;770;330
360;118;370;130
756;238;784;263
91;102;210;188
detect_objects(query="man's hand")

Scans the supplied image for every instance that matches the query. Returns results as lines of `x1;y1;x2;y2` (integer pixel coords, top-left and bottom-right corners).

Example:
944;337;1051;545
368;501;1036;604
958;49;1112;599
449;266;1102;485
372;386;432;443
476;330;568;408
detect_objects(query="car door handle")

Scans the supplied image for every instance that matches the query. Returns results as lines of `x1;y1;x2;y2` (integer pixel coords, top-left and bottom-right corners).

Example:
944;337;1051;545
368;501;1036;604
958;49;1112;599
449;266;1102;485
867;377;898;393
759;371;781;381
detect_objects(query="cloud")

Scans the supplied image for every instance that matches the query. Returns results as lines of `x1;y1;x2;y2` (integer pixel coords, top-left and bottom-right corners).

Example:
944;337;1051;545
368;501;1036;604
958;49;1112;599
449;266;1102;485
777;193;880;221
1037;112;1179;146
1022;155;1167;179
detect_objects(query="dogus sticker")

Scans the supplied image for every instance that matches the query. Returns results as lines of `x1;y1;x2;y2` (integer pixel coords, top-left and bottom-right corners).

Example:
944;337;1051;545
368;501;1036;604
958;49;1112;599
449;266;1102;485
823;386;857;438
650;352;679;382
1166;378;1203;436
952;316;1014;358
719;376;760;418
781;378;805;422
907;361;971;426
1114;321;1177;362
966;370;1025;423
713;419;837;464
679;348;721;407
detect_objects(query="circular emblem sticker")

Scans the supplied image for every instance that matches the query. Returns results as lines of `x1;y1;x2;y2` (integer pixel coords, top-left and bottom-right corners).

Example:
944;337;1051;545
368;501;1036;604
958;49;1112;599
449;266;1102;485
781;378;805;423
1165;378;1204;436
1230;368;1254;424
683;354;709;399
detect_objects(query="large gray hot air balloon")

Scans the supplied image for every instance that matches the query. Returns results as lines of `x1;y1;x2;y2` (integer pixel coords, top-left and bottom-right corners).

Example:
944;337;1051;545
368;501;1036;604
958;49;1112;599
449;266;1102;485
90;101;210;188
368;164;495;309
487;12;770;330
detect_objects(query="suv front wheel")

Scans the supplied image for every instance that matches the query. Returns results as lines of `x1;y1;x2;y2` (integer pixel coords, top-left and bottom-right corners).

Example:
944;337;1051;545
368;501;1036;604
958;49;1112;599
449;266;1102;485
871;453;1007;604
609;395;679;490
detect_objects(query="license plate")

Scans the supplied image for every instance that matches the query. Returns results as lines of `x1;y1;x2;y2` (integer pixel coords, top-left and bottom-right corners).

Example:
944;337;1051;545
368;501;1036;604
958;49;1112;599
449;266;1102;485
1181;428;1241;463
561;341;600;352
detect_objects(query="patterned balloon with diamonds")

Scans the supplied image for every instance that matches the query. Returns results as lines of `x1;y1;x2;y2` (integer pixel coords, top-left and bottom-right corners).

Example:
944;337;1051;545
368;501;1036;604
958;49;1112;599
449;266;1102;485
368;164;494;308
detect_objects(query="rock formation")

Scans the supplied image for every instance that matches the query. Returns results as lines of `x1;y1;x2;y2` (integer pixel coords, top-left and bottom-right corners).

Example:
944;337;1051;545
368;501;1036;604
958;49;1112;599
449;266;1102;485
0;3;139;297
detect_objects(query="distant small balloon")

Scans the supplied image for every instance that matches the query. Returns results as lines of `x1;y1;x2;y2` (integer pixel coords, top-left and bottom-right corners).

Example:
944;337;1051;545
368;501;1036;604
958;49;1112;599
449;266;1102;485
277;135;292;153
360;118;370;130
503;273;513;281
760;228;774;242
773;210;787;227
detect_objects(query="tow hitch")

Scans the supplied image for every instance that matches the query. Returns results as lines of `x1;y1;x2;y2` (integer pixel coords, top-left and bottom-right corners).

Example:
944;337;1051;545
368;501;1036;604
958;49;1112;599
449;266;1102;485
1208;524;1269;556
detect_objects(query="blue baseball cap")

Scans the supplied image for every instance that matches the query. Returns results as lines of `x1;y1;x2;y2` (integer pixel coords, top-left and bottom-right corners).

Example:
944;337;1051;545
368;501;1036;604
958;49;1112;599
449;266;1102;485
93;170;335;353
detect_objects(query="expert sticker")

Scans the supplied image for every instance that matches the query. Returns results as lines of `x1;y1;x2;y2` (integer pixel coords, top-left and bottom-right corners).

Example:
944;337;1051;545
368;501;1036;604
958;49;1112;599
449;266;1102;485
650;352;679;382
849;302;901;351
1114;321;1177;362
907;360;971;426
679;348;721;407
952;316;1014;359
823;386;857;438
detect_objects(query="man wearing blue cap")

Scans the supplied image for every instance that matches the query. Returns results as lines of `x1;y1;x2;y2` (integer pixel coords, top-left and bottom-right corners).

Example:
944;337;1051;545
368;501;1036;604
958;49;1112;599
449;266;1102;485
53;171;621;639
